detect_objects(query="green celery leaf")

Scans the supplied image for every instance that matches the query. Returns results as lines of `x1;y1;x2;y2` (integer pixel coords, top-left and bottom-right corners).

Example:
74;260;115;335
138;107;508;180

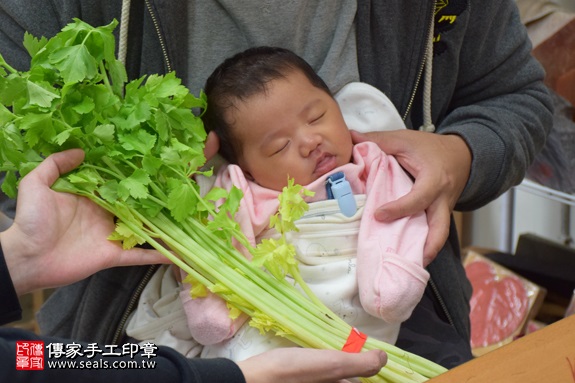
108;221;146;250
53;126;80;146
0;171;17;198
167;182;198;222
106;58;127;96
144;72;189;99
119;129;156;155
252;237;298;280
0;103;15;125
49;45;98;84
250;312;291;336
93;123;115;143
200;187;228;212
0;74;26;106
18;161;41;178
98;180;119;203
118;168;151;200
138;197;164;217
85;19;118;63
25;80;60;108
183;274;209;299
141;154;163;177
19;112;55;148
23;32;48;59
66;168;102;193
273;179;314;234
0;125;23;152
206;209;241;245
72;95;95;114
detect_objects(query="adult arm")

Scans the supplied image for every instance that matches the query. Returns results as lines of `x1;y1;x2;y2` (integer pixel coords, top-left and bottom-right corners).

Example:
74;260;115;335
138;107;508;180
0;327;245;383
0;241;21;324
355;0;553;262
434;0;553;210
0;230;243;383
352;130;470;264
1;327;385;383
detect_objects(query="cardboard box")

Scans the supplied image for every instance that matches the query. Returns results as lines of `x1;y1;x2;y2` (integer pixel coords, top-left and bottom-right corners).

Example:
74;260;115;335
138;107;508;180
429;314;575;383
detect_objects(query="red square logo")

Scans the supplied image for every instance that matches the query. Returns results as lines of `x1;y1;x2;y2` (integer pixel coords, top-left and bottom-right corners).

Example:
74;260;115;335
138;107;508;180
16;341;44;370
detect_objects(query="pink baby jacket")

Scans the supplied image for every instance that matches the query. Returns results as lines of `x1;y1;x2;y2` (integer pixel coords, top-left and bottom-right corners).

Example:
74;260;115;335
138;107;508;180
181;141;430;345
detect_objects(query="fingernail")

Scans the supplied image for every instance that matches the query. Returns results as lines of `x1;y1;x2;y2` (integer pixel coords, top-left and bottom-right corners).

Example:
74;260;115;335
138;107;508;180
375;209;389;221
378;350;387;365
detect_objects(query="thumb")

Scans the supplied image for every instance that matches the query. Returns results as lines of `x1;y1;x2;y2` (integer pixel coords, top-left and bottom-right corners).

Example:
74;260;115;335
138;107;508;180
350;130;387;145
374;190;428;222
114;247;172;267
23;149;85;188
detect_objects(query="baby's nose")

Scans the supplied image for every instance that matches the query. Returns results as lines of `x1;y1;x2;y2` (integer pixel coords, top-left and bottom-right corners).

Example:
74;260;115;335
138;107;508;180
300;134;322;157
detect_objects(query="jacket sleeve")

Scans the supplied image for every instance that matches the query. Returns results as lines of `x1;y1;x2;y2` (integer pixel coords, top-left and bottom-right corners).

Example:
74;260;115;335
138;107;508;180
0;328;246;383
435;0;553;210
0;243;246;382
356;0;553;211
0;243;22;326
355;145;430;323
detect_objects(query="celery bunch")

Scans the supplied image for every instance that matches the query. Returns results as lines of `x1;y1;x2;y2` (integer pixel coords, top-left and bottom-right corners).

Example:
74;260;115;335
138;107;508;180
0;19;447;382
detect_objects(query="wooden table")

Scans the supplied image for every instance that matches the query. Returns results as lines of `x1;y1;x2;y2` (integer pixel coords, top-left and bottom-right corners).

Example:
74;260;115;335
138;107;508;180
429;315;575;383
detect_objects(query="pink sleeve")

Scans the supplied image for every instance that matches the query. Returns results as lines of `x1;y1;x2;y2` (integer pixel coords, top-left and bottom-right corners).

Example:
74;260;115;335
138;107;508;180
181;165;270;345
180;282;248;345
355;145;430;323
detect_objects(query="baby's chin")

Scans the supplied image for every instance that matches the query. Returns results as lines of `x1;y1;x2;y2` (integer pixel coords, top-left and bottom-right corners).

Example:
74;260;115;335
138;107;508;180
256;162;345;190
255;175;314;191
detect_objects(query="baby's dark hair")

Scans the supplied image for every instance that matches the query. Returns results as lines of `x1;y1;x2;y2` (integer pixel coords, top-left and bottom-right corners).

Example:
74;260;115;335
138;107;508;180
202;46;332;164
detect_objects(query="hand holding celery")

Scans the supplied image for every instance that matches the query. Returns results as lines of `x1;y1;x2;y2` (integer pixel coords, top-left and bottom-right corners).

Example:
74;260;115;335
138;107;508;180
0;19;447;382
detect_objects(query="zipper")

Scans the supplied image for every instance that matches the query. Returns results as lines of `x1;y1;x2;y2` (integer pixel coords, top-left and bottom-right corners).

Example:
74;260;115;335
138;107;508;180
111;264;159;345
144;0;173;73
428;276;455;328
413;1;456;331
402;0;437;121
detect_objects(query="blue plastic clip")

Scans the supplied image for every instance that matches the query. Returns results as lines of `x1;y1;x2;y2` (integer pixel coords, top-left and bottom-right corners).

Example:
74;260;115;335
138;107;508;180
325;171;357;217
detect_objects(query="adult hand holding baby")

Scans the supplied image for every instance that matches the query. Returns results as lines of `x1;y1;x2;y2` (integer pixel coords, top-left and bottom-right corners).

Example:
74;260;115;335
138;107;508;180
351;130;471;266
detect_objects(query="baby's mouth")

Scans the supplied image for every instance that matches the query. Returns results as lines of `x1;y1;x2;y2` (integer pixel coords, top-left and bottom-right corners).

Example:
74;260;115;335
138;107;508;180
314;154;337;176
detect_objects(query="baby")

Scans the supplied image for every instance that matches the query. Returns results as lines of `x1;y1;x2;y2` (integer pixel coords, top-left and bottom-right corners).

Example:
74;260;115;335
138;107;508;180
182;46;430;361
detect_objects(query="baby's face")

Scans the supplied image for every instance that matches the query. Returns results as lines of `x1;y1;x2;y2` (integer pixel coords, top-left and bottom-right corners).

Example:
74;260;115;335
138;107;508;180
230;70;353;191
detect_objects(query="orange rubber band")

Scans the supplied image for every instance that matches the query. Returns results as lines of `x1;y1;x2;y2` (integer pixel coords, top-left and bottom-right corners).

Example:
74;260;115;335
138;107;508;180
342;327;367;353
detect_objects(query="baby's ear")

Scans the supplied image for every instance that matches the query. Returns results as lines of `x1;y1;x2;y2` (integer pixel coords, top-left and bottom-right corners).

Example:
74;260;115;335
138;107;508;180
204;131;220;161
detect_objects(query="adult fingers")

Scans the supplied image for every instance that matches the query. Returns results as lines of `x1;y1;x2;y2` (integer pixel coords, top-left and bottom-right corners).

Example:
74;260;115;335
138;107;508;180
422;202;451;265
350;130;370;144
114;247;172;267
351;129;421;153
239;348;386;383
374;175;436;222
350;130;391;148
332;350;387;379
